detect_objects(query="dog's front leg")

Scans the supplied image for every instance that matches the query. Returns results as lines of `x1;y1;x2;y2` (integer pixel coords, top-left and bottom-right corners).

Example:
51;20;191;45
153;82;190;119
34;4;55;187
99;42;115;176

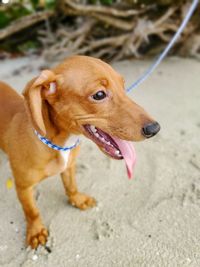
16;186;48;248
61;146;96;210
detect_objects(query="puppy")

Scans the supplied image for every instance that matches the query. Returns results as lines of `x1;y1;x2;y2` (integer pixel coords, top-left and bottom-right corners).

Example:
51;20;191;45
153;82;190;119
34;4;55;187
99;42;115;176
0;56;160;248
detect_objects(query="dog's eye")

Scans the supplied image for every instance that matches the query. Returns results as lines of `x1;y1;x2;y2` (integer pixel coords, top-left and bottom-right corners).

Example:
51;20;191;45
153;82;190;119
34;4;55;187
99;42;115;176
92;91;107;101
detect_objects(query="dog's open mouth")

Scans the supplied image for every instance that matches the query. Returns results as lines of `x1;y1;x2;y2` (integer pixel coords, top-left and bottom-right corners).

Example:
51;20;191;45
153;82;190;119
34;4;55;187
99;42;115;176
83;124;136;178
83;124;123;159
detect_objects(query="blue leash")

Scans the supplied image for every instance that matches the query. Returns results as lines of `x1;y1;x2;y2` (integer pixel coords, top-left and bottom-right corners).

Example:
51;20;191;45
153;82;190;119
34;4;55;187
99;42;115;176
126;0;199;93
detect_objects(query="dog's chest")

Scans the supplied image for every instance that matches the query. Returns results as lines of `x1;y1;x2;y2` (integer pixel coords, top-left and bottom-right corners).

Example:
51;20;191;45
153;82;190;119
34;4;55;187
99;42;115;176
60;150;70;167
44;135;78;176
60;135;78;168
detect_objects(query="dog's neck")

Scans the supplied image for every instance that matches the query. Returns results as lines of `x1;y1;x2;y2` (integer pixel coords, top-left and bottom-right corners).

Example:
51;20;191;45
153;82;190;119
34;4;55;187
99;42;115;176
41;100;77;149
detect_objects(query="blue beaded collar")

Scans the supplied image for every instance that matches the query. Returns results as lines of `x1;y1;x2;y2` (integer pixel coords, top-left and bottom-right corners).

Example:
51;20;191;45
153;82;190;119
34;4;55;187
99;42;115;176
34;130;80;152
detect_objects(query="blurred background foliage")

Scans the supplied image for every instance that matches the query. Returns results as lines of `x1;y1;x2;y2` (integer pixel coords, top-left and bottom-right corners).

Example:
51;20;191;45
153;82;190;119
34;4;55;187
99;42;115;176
0;0;55;29
0;0;199;61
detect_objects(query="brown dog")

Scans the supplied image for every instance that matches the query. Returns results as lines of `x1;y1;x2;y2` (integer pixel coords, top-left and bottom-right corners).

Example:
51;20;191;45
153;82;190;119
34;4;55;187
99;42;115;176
0;56;160;248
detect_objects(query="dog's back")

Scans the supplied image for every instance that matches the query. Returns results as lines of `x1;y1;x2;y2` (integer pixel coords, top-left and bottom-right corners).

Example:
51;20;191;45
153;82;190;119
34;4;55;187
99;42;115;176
0;81;24;150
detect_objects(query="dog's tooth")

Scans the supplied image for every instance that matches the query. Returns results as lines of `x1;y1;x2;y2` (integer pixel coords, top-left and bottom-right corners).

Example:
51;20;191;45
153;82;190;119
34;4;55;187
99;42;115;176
90;125;97;133
115;150;120;155
101;137;105;142
95;133;99;138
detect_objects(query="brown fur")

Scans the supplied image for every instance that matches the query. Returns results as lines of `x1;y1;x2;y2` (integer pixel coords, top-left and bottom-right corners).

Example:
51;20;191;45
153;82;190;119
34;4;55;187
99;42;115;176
0;56;155;248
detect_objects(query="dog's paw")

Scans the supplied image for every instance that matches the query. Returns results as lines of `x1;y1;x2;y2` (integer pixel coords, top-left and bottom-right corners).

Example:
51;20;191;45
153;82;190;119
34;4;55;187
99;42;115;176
27;221;48;249
69;192;96;210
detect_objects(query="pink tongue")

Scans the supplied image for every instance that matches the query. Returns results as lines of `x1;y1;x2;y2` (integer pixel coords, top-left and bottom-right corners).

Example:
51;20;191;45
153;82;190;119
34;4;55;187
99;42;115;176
112;137;136;179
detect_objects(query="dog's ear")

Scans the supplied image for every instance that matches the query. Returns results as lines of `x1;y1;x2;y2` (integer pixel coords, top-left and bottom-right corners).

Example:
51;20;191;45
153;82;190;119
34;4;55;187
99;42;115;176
23;70;57;136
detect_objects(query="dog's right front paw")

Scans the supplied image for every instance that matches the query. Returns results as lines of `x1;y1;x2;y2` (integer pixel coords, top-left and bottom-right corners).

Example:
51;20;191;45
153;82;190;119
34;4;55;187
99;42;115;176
69;192;96;210
27;220;48;249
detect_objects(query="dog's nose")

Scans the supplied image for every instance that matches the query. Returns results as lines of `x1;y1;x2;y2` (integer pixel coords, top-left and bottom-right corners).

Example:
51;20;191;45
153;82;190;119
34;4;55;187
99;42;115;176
142;122;160;138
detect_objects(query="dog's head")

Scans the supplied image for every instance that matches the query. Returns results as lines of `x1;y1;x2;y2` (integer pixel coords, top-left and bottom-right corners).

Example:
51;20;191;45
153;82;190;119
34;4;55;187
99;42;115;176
23;56;160;177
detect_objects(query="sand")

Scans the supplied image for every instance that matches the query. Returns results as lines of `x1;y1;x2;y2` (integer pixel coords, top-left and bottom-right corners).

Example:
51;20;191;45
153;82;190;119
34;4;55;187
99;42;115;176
0;56;200;267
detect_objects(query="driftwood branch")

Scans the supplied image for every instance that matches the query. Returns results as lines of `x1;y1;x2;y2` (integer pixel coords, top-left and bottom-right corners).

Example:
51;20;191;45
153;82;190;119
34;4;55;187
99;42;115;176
60;5;135;30
63;0;152;17
0;10;54;41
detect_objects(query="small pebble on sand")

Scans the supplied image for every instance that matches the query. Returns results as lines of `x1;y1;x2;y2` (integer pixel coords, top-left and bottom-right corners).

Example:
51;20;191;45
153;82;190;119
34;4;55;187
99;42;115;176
76;254;80;260
32;254;38;261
